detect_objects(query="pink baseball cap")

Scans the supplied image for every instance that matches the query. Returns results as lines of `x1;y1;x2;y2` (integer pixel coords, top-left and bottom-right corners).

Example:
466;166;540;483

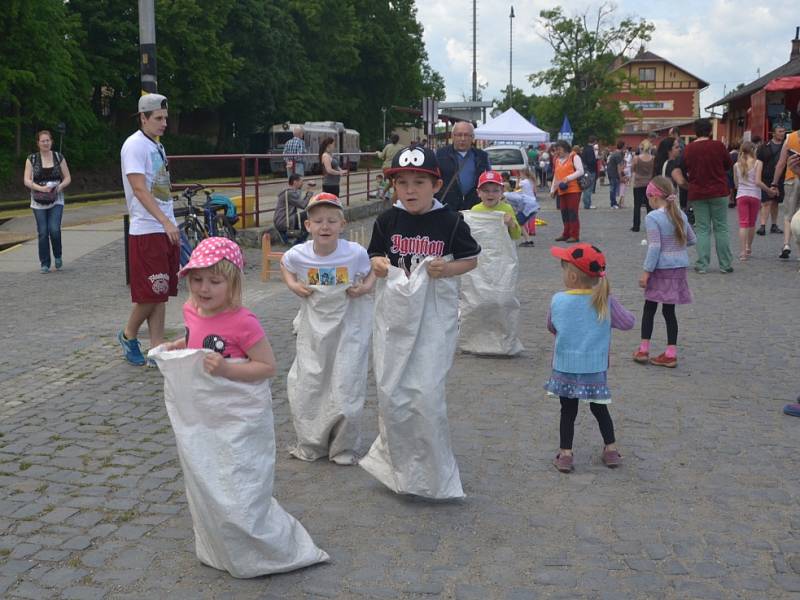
178;237;243;277
477;170;503;189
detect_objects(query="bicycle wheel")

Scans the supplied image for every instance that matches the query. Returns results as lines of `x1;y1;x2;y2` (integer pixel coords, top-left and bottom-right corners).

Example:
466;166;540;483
213;213;237;241
183;218;206;250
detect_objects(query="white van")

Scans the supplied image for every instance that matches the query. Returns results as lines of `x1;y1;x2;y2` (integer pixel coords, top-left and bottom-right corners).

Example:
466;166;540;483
485;144;529;183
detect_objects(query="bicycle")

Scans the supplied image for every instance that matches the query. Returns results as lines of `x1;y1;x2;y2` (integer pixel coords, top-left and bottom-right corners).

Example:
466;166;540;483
176;184;238;252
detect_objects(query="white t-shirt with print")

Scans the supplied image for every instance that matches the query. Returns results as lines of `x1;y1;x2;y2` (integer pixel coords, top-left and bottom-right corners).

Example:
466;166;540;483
281;239;371;286
120;130;176;235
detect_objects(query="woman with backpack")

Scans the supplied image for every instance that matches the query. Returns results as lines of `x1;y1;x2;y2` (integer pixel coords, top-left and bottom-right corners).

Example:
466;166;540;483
23;130;72;273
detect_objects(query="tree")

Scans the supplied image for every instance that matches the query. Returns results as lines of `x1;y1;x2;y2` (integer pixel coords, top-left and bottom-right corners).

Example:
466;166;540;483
528;3;654;143
0;0;96;173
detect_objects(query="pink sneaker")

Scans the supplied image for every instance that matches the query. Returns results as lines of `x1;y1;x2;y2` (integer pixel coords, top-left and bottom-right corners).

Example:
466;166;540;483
553;453;574;473
601;448;622;468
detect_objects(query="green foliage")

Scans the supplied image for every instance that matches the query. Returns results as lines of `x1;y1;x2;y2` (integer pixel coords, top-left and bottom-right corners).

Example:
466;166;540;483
0;0;98;179
527;3;654;144
0;0;445;186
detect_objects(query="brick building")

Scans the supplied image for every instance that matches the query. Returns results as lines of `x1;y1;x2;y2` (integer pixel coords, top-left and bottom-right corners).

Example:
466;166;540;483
707;28;800;145
610;49;708;147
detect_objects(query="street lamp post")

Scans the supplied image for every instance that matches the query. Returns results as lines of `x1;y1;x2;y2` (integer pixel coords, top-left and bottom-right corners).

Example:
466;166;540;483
508;6;515;108
381;107;387;144
138;0;158;94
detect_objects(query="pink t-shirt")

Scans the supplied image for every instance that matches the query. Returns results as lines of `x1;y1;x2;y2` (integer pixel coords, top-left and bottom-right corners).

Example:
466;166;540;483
182;303;265;359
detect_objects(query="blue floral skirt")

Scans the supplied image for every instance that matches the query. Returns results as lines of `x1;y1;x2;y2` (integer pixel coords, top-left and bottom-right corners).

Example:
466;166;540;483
544;369;611;403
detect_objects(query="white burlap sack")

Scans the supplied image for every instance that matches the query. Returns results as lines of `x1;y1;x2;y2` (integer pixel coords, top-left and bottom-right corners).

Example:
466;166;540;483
791;209;800;241
148;347;329;578
359;257;464;499
459;211;524;356
287;285;372;464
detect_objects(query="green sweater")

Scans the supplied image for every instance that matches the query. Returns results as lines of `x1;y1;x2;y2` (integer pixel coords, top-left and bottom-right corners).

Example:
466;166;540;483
470;201;522;240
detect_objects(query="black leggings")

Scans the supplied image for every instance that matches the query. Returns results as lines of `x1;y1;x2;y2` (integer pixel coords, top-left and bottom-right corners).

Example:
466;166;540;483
641;300;678;345
632;186;652;230
559;397;615;449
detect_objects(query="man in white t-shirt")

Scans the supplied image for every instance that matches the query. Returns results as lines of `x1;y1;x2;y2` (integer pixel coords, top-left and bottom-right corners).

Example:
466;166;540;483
117;93;180;366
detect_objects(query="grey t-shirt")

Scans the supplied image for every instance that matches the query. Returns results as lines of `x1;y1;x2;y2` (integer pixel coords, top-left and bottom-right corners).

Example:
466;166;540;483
606;151;622;181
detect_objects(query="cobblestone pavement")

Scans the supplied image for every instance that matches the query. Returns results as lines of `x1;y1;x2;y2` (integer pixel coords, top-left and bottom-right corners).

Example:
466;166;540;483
0;199;798;599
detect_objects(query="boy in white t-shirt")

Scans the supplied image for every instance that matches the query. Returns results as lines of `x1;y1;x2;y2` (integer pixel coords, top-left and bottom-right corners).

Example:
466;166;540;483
280;193;375;464
280;193;374;294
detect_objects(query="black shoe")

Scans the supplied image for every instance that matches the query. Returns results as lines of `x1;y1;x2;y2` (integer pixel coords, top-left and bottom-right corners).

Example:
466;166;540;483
756;225;766;236
771;224;783;234
780;245;791;259
630;227;639;232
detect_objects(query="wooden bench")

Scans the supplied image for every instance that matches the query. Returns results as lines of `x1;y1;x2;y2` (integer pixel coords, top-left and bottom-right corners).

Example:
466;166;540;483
260;232;284;281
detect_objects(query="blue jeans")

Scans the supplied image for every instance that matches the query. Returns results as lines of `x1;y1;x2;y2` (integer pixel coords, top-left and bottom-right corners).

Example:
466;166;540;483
581;173;596;208
609;178;620;207
33;204;63;268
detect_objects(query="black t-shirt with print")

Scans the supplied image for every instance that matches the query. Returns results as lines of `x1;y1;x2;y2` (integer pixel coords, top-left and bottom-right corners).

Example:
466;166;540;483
367;206;481;272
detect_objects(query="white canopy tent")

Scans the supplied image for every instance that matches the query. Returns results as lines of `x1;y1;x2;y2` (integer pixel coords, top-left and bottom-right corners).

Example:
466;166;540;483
474;107;549;144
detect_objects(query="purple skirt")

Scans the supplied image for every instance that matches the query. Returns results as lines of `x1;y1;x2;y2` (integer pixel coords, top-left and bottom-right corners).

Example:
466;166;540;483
645;267;692;304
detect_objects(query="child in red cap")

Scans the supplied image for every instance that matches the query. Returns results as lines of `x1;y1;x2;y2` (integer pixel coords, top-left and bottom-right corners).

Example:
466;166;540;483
545;243;635;473
470;170;521;239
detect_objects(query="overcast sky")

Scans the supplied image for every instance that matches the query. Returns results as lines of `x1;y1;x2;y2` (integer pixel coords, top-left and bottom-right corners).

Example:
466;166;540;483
416;0;799;118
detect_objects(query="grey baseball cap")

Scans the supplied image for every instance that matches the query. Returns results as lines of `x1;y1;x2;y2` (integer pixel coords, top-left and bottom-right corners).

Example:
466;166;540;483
138;93;168;113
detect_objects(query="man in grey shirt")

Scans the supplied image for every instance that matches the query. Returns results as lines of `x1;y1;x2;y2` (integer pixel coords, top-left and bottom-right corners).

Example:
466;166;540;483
274;174;313;242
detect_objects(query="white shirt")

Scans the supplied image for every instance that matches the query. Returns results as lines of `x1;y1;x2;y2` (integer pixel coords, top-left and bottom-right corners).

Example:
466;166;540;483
281;239;371;286
120;130;176;235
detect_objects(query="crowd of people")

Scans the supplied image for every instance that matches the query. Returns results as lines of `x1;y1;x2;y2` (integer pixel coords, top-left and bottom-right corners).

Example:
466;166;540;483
20;90;799;578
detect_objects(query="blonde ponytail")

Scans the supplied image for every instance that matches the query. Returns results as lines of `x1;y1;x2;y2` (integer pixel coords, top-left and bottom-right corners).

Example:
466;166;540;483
591;276;610;322
649;175;686;246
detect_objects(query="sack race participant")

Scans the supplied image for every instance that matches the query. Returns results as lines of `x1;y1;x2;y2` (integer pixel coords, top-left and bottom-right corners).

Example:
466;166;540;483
149;237;328;577
362;145;480;499
359;257;464;499
280;193;375;464
460;171;524;355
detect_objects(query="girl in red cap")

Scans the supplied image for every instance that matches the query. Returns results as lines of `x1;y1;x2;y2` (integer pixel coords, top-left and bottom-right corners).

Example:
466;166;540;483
546;243;635;473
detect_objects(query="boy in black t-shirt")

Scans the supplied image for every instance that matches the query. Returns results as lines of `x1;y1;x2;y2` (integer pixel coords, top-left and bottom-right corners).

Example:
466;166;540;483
362;146;480;499
367;146;480;277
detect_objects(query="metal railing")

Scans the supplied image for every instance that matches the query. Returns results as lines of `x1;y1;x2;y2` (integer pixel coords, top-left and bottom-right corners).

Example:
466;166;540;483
167;152;381;227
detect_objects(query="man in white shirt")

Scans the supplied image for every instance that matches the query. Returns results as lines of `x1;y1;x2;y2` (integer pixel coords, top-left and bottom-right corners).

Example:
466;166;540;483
117;93;180;366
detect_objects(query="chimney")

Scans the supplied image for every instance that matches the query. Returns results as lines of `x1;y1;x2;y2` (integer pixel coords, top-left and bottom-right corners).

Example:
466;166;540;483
792;27;800;60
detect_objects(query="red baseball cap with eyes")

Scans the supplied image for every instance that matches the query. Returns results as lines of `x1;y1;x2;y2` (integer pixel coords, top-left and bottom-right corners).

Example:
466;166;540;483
550;243;606;277
477;170;503;189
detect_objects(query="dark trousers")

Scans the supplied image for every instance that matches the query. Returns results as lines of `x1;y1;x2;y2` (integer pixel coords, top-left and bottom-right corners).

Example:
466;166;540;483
609;178;620;207
33;204;63;268
322;184;340;197
632;186;652;230
559;397;616;449
641;300;678;345
559;192;581;239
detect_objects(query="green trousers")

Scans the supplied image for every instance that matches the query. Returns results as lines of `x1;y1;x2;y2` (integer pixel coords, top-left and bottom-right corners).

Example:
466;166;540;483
691;196;733;271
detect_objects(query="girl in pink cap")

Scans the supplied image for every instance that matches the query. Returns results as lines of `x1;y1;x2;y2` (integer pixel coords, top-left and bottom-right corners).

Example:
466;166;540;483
165;236;276;380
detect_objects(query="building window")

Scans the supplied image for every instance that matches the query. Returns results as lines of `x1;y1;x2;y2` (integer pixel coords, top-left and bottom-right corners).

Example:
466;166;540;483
639;68;656;82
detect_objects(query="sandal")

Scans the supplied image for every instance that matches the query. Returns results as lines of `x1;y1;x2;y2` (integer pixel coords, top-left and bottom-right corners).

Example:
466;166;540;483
739;253;747;261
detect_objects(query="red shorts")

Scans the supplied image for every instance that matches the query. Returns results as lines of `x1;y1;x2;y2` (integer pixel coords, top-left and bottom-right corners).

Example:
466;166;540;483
128;232;179;304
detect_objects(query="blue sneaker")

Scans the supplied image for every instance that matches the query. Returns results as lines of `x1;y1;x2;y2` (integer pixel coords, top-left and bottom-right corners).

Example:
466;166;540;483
783;403;800;417
55;258;63;270
40;266;49;274
118;330;146;366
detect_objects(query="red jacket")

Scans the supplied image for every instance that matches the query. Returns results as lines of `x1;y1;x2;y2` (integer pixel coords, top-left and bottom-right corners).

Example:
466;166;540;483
682;139;732;201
